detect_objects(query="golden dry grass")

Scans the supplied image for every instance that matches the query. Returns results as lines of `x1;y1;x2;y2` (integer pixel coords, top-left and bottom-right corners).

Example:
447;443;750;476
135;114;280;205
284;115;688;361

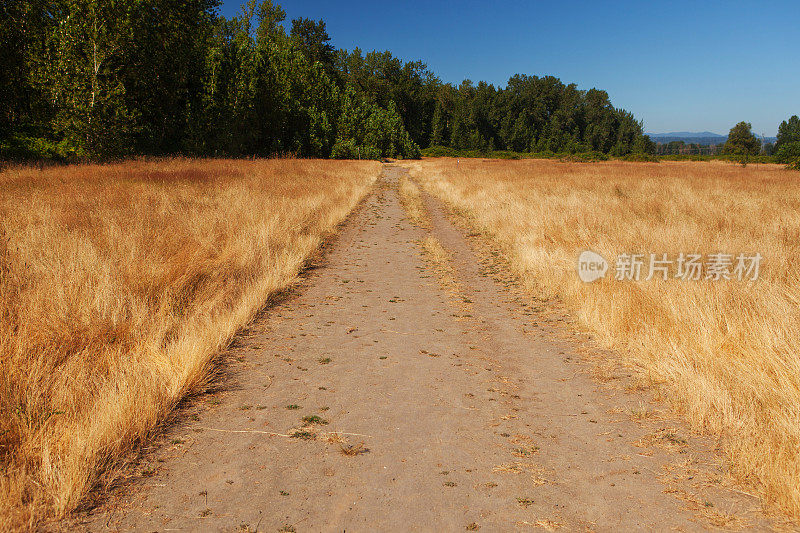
397;174;430;228
0;158;379;529
408;157;800;518
396;174;465;307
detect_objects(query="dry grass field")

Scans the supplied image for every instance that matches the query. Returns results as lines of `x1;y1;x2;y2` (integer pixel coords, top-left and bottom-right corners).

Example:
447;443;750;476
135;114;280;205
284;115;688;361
408;158;800;518
0;158;379;529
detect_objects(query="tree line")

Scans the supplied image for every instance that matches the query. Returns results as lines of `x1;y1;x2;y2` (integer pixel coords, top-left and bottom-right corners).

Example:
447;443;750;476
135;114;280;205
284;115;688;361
1;0;420;160
5;1;794;165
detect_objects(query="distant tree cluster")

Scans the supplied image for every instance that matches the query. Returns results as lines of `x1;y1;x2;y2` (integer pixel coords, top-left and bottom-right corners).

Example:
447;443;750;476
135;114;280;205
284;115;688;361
654;141;722;156
0;0;664;161
427;77;651;155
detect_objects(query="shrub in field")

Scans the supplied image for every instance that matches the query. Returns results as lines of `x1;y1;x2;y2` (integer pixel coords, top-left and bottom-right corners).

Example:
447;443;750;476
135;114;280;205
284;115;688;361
622;152;659;162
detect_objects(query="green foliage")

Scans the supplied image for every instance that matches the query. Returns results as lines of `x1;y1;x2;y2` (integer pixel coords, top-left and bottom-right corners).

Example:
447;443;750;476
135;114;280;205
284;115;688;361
560;151;609;162
0;134;82;162
330;139;380;160
26;1;131;155
489;151;522;160
420;146;615;162
421;145;464;158
0;2;46;141
421;76;645;156
775;141;800;166
657;153;776;164
776;115;800;149
657;153;713;162
622;152;659;162
332;87;420;159
722;121;761;157
632;134;656;155
774;116;800;169
1;0;427;162
290;17;335;71
335;48;438;149
0;0;657;163
421;146;518;159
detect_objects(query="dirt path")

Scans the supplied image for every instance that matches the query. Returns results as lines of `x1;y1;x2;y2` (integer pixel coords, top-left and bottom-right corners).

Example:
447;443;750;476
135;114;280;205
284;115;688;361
77;165;771;532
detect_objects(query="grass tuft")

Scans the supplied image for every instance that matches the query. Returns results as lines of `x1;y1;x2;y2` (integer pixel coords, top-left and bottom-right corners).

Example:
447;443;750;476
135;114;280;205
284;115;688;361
301;415;328;425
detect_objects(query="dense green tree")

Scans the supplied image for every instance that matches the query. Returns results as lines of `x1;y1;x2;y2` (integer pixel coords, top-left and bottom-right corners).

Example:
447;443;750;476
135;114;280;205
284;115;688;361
430;103;446;146
632;134;656;154
335;49;439;148
290;18;335;70
774;115;800;167
0;1;47;142
429;84;456;147
722;121;761;156
28;0;136;155
332;86;419;159
776;115;800;151
195;0;340;157
775;142;800;164
8;0;219;157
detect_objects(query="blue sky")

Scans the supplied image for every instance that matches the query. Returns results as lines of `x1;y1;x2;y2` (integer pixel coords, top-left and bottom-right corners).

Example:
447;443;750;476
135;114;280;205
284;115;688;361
219;0;799;136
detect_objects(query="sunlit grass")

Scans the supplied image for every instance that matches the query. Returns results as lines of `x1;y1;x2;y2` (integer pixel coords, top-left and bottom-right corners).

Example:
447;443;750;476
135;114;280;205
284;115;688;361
409;157;800;518
0;158;379;528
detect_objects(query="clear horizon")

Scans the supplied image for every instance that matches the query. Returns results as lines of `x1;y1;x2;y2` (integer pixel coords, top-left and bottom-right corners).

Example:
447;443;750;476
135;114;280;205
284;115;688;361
219;0;799;137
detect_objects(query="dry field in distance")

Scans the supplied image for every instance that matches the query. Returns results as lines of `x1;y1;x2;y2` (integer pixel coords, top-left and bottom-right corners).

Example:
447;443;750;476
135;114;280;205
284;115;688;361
408;157;800;519
0;158;380;529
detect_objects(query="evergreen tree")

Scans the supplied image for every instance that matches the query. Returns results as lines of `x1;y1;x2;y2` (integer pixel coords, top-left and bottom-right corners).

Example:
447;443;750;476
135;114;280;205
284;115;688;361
776;116;800;149
632;134;656;154
722;122;761;156
290;17;335;70
775;115;800;166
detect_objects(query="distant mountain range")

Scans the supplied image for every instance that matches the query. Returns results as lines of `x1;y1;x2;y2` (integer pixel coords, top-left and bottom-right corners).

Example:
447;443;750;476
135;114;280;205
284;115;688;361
648;131;725;139
646;131;777;145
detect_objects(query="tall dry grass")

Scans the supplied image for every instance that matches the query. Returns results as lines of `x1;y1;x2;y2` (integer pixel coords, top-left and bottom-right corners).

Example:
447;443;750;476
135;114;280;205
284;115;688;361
0;158;379;529
408;158;800;518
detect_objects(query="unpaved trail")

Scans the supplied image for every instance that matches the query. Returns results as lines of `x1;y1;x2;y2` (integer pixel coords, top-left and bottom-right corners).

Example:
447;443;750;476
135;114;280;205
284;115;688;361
77;165;771;532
